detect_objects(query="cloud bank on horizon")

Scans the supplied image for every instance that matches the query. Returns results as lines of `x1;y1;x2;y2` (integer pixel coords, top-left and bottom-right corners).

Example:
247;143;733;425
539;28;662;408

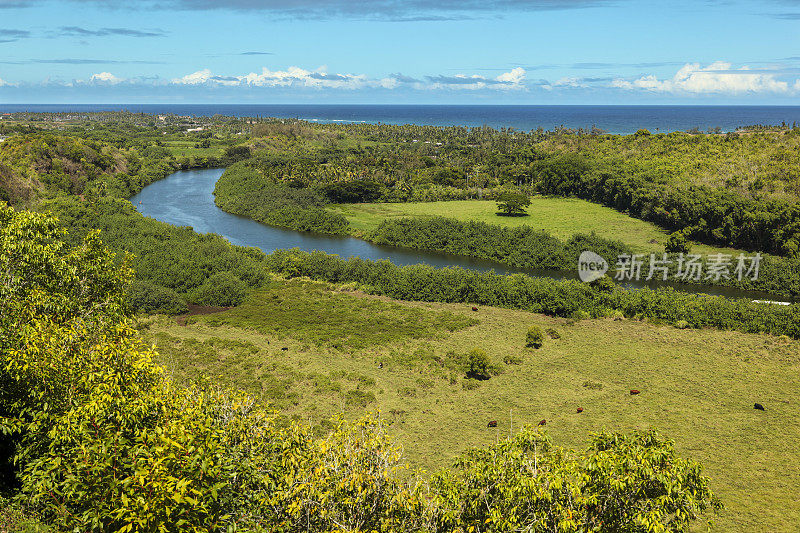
1;0;799;103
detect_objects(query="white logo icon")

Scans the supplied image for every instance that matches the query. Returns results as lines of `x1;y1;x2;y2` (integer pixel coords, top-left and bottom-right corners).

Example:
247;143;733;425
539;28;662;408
578;251;608;282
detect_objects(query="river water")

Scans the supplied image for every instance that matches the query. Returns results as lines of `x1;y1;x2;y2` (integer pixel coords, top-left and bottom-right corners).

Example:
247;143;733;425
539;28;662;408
129;168;790;302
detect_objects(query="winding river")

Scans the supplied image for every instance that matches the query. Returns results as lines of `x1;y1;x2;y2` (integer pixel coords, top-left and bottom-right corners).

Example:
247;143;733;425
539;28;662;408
129;168;791;302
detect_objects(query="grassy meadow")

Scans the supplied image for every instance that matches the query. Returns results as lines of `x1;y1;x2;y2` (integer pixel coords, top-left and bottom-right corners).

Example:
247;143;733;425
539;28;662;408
330;198;744;257
328;200;741;255
162;139;227;158
141;277;800;532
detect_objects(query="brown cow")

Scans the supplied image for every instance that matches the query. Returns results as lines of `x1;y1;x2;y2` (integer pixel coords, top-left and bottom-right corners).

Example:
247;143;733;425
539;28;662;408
487;420;498;428
538;419;546;426
472;306;478;311
630;389;640;395
576;407;584;413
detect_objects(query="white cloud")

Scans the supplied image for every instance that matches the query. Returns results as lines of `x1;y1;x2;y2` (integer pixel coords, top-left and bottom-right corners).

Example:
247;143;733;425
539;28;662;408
377;76;399;89
0;77;6;87
426;68;527;91
172;68;214;85
544;76;589;90
612;62;795;95
241;66;369;89
496;67;526;84
89;72;124;84
169;66;372;89
168;65;525;91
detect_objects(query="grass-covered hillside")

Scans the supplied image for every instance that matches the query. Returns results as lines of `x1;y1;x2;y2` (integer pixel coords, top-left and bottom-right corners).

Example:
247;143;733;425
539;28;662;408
142;277;799;531
3;202;723;532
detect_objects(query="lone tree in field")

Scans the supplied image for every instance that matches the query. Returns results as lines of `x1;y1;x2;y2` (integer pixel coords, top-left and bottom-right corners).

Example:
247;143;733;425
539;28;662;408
496;191;531;216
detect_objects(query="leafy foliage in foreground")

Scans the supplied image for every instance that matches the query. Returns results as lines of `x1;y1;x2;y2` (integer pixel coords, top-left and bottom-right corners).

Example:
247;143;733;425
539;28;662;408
0;204;721;532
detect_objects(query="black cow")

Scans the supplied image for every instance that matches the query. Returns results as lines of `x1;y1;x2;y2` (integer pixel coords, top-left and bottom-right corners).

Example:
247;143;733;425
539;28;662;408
754;403;765;411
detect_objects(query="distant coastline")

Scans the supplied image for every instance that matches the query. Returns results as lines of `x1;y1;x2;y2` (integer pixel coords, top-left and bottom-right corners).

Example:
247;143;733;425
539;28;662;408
3;104;800;135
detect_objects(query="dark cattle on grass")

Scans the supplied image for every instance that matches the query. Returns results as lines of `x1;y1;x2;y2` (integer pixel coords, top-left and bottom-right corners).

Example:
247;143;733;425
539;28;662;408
630;389;641;395
472;306;478;311
487;420;498;427
538;419;546;426
576;407;584;413
754;403;765;411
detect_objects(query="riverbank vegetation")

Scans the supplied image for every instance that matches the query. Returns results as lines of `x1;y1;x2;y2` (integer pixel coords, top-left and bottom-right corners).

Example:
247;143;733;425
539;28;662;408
212;127;800;298
264;249;800;338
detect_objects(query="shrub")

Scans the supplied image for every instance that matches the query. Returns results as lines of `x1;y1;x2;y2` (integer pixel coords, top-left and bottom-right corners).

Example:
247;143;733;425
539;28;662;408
583;380;604;390
589;275;616;293
674;319;690;329
189;271;248;307
319;179;383;203
127;279;188;315
571;309;591;321
666;230;692;254
465;349;492;380
213;163;350;235
345;389;376;407
431;427;721;532
526;326;545;348
462;379;481;390
545;327;561;339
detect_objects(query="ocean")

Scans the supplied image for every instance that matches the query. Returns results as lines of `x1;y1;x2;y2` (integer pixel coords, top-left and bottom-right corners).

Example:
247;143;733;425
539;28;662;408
2;104;800;135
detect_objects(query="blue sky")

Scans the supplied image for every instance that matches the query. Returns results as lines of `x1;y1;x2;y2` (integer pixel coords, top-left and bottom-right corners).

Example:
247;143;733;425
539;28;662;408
1;0;799;103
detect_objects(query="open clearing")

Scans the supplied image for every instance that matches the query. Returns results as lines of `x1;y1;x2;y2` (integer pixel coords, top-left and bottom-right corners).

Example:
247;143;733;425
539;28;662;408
330;198;744;257
141;278;800;532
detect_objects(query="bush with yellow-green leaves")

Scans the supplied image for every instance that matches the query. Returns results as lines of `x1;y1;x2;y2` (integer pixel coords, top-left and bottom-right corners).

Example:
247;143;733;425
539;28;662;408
0;204;720;532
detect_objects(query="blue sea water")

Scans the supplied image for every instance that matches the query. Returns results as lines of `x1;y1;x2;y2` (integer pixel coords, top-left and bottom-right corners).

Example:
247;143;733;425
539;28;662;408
3;104;800;135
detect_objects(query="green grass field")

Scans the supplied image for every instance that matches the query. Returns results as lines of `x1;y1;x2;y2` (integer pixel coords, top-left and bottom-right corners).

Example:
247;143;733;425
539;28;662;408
141;278;800;532
162;140;226;158
330;198;744;257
